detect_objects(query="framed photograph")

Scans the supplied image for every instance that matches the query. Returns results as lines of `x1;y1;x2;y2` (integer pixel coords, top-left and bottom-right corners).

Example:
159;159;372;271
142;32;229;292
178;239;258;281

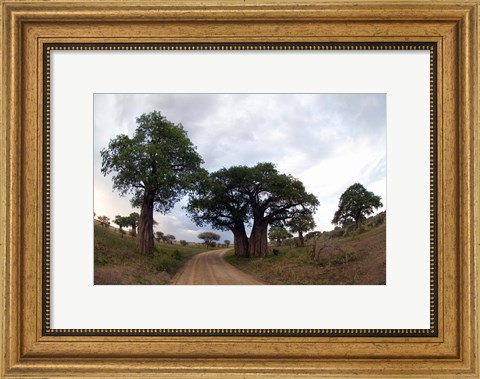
1;0;478;377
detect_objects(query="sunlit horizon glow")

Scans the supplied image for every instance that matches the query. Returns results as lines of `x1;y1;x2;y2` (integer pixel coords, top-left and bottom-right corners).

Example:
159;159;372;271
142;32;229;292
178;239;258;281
94;93;386;243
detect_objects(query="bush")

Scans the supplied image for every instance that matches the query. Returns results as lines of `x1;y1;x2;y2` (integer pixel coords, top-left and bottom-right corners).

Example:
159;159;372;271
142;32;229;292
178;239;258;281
272;248;280;256
179;240;188;246
364;211;386;229
305;231;322;240
153;250;182;274
326;228;344;238
343;224;357;237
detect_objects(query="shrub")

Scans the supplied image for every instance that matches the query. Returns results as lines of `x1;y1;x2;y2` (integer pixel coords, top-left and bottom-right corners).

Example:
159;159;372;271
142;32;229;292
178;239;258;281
153;250;182;274
179;240;188;246
328;228;344;238
343;224;357;237
305;231;322;240
364;211;386;229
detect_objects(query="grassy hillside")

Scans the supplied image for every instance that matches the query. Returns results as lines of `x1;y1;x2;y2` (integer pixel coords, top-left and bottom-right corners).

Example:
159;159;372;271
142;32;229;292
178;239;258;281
225;223;386;285
94;222;205;284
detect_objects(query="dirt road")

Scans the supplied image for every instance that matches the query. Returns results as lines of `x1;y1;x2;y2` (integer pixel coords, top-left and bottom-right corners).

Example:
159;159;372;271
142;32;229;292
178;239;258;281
172;248;264;285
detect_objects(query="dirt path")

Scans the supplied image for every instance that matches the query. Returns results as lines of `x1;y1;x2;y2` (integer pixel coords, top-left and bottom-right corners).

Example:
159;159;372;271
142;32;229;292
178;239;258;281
172;248;264;285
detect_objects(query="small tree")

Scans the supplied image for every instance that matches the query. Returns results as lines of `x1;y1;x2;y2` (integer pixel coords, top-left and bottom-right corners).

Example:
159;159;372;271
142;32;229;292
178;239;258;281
332;183;383;230
165;234;176;244
268;226;293;246
155;231;165;242
179;240;188;246
198;232;221;248
224;240;231;248
287;210;316;247
113;215;130;237
127;212;140;237
97;215;110;228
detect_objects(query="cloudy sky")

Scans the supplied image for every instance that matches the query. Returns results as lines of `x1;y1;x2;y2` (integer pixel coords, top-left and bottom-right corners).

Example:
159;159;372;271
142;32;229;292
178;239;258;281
94;94;386;243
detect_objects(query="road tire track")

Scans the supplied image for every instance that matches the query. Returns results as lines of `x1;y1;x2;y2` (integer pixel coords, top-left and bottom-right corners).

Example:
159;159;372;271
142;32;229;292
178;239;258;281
172;248;264;285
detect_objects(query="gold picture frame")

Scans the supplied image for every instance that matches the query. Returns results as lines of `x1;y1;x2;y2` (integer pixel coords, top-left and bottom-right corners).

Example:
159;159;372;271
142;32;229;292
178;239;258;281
1;0;478;377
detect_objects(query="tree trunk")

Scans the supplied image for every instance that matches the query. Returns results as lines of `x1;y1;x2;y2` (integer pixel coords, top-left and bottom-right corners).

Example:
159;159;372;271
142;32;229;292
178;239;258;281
355;217;362;231
232;223;249;257
249;220;268;257
298;231;304;247
131;225;137;237
137;190;155;255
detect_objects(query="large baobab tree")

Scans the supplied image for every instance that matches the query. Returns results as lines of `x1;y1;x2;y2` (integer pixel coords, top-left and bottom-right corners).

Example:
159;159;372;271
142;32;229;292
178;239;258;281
332;183;383;230
101;111;203;255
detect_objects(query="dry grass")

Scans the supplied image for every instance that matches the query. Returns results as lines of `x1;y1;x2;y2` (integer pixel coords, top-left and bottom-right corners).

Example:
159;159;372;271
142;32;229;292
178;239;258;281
94;222;205;285
225;223;386;285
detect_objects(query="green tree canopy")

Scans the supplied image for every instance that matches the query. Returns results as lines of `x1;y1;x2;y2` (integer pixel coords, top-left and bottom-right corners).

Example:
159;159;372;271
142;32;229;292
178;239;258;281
268;226;293;246
187;162;319;258
155;231;165;242
164;234;176;244
240;163;319;257
101;111;203;255
186;167;250;257
126;212;140;236
97;215;110;228
113;215;130;230
332;183;383;230
287;209;316;247
198;232;221;248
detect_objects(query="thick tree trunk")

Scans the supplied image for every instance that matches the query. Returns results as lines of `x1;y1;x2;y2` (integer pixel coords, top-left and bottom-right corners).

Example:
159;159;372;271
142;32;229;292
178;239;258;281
137;190;155;255
249;220;269;257
298;231;304;247
232;223;249;257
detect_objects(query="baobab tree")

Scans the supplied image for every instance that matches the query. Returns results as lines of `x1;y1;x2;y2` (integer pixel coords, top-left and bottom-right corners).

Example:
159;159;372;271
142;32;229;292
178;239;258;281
188;163;319;258
332;183;383;230
101;111;203;255
240;163;319;257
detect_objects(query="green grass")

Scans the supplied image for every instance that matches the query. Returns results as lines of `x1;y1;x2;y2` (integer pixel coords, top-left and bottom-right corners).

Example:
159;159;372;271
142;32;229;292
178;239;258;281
94;222;205;285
